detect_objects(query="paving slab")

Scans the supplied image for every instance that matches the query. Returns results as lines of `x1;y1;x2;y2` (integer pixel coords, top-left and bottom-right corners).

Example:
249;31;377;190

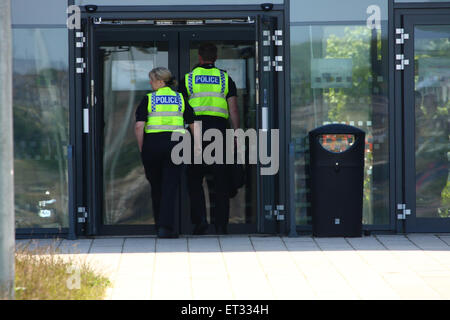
59;239;93;254
16;234;450;300
439;236;450;246
122;238;156;253
24;239;63;253
407;234;450;250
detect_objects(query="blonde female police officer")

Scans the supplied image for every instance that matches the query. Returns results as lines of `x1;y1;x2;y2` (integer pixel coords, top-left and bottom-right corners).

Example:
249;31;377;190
135;67;198;238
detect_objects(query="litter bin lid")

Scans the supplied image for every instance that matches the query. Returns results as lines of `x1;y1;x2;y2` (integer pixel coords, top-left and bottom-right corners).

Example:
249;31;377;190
309;124;365;137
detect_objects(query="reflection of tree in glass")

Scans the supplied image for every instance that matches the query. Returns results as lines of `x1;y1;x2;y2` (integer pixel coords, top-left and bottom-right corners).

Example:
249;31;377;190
414;34;450;218
13;64;69;228
323;28;372;121
322;27;377;224
290;25;390;225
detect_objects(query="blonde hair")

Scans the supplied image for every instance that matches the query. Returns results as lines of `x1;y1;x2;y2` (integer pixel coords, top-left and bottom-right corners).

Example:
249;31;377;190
149;67;178;88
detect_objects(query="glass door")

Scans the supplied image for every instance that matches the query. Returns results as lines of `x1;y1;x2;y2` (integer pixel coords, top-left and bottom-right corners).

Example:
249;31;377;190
402;14;450;232
177;15;284;234
85;23;178;235
179;26;259;234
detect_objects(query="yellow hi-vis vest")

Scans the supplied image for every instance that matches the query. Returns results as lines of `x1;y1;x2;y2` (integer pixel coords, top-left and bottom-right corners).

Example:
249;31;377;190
185;67;229;119
145;87;185;134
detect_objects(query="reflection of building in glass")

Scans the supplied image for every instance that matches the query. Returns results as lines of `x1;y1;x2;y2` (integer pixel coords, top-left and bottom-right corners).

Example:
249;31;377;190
12;28;69;229
414;33;450;218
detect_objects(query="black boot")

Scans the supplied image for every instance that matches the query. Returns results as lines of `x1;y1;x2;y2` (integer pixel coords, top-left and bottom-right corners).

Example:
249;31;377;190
157;227;178;239
215;225;228;235
193;222;208;235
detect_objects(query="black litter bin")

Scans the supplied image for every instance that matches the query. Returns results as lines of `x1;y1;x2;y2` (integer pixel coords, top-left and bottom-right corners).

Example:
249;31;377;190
309;124;365;237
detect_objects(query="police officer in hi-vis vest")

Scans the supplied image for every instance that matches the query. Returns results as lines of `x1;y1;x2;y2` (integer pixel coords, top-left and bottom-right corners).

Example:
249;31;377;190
180;43;240;235
135;67;198;238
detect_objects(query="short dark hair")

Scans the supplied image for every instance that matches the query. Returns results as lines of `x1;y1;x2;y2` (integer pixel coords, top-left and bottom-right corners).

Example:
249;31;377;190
198;43;218;62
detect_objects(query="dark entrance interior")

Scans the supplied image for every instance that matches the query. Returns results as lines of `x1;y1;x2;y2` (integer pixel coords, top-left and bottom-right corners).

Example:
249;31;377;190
88;23;258;235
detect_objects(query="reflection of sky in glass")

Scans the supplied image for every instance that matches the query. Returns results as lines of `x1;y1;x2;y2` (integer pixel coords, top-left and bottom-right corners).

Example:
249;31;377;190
291;0;387;22
13;29;68;75
76;0;282;5
12;0;67;25
395;0;448;2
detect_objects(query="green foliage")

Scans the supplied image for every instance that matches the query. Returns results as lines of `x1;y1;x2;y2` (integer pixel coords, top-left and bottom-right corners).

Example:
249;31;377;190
15;243;110;300
324;28;373;122
441;181;450;218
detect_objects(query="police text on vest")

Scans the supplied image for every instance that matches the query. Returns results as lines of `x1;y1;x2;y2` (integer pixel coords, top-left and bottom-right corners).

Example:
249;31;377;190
195;75;220;85
154;95;180;105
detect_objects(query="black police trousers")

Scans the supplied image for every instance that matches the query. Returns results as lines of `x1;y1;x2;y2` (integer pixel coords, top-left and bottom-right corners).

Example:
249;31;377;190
141;132;183;232
188;162;230;228
187;118;230;228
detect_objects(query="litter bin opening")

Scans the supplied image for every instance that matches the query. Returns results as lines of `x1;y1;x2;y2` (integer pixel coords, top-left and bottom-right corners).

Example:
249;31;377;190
318;134;356;153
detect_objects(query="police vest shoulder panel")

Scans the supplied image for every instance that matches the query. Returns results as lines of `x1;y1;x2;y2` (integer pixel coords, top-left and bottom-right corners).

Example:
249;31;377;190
185;67;229;119
145;86;185;134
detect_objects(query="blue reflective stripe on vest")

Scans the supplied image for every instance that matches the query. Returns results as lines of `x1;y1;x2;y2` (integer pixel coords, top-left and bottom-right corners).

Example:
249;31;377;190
177;93;183;112
220;70;226;95
151;93;156;112
188;73;194;95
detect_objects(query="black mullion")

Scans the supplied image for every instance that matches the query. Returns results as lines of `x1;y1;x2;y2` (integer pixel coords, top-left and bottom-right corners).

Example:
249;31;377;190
86;17;97;236
403;14;416;232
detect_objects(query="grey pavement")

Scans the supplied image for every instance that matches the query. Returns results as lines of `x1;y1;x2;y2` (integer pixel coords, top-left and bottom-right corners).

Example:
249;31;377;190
15;234;450;300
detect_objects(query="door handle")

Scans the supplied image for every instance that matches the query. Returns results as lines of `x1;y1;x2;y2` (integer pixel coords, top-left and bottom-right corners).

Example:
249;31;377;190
262;89;268;131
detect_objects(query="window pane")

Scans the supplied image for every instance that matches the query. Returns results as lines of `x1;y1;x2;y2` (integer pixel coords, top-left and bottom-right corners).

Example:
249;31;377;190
13;28;69;229
76;0;283;5
395;0;449;2
414;25;450;219
12;0;68;25
101;44;168;225
290;11;390;226
291;0;387;23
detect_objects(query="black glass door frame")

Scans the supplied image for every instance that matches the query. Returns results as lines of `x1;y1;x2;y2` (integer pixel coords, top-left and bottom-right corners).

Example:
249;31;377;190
256;14;285;234
395;10;450;232
77;14;285;236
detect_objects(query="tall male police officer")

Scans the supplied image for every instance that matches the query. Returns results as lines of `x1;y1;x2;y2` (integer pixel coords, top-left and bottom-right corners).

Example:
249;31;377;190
180;43;240;235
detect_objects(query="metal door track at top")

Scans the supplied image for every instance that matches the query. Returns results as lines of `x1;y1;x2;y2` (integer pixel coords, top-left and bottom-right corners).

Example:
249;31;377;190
92;17;256;25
